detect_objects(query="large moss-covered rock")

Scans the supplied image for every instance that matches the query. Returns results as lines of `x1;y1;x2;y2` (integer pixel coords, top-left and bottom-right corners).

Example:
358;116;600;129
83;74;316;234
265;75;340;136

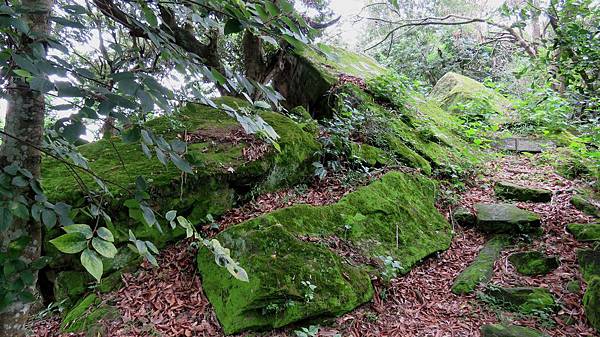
567;223;600;242
41;98;320;262
197;171;452;334
452;235;510;294
483;286;557;315
272;43;385;112
475;203;541;234
508;251;559;276
494;181;552;203
429;72;509;115
480;324;546;337
583;277;600;332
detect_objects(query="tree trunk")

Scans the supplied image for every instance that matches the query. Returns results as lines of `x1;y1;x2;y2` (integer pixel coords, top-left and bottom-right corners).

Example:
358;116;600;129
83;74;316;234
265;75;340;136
0;0;52;336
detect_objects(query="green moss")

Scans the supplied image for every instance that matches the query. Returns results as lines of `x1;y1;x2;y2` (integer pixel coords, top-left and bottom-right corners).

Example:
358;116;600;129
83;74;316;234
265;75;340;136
480;324;545;337
508;251;559;276
577;249;600;282
60;294;118;333
429;72;510;115
41;99;320;270
197;171;452;334
299;43;386;81
583;276;600;332
452;207;475;227
567;223;600;242
571;194;600;218
198;224;373;334
566;280;581;293
495;181;552;203
452;235;510;294
483;286;557;315
53;271;91;306
350;142;389;166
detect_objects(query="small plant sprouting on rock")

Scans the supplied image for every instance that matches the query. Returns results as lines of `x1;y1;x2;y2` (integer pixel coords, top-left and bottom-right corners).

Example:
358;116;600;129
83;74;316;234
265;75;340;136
301;280;317;302
379;255;404;281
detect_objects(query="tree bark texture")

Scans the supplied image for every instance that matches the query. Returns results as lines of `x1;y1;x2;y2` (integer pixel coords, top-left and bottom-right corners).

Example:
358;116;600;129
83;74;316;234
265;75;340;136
0;0;52;336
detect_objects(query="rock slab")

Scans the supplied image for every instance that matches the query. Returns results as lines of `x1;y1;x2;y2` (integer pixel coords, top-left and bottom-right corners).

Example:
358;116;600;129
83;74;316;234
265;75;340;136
475;203;541;234
480;324;546;337
484;286;556;314
568;223;600;242
508;251;559;276
494;181;552;203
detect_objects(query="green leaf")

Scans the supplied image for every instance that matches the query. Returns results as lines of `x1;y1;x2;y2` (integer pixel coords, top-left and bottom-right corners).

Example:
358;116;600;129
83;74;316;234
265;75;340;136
9;201;29;220
265;1;280;16
49;232;87;254
97;227;114;242
170;153;193;173
145;241;159;254
81;248;103;281
63;224;93;239
165;210;177;222
224;19;243;35
91;237;117;258
142;6;158;27
140;205;156;226
0;207;13;231
41;209;57;228
210;68;227;85
13;69;31;78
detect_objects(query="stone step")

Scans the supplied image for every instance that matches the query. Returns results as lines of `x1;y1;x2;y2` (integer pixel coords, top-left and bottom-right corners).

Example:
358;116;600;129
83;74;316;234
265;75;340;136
567;223;600;242
494;181;552;203
571;194;600;218
480;324;546;337
508;251;559;276
475;203;541;234
483;286;557;315
494;137;554;153
451;235;510;294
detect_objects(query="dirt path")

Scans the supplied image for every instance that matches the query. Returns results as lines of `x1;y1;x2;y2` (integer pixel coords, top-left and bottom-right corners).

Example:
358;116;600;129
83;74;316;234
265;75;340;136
32;155;598;337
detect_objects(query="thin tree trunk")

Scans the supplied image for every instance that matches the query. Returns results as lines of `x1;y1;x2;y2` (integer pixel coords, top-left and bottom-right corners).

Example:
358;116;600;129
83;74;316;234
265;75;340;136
0;0;52;335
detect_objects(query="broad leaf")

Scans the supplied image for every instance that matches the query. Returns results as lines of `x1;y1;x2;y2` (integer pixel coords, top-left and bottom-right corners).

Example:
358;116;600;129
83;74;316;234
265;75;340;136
91;237;117;258
81;248;103;281
49;232;87;254
97;227;114;242
63;224;93;239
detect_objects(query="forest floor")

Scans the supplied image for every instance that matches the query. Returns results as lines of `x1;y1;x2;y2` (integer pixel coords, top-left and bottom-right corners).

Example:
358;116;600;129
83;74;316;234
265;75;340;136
32;154;599;337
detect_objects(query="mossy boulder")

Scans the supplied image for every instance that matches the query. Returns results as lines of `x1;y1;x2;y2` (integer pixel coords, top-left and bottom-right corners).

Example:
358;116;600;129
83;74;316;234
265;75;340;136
452;206;475;227
577;249;600;282
272;43;385;112
429;72;509;116
508;251;559;276
480;324;546;337
452;235;510;294
475;203;541;234
197;171;452;334
483;286;557;315
571;194;600;218
494;181;552;203
60;294;118;334
567;223;600;242
583;277;600;332
41;98;320;265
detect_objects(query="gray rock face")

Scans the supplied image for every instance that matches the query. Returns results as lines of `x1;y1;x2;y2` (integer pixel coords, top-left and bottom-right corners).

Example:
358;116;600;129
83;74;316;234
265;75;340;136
475;203;541;234
480;324;545;337
452;206;475;227
494;181;552;203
